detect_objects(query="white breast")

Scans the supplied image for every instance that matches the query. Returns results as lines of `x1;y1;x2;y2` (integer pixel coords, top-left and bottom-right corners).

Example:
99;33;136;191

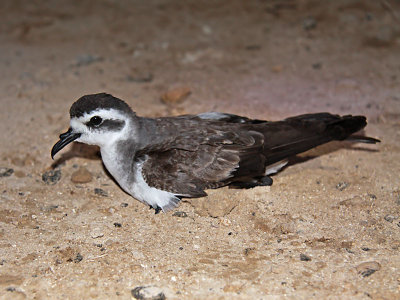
101;148;180;212
129;160;181;212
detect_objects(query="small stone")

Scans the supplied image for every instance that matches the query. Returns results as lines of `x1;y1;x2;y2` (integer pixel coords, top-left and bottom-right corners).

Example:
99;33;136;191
336;182;349;191
202;25;212;35
0;167;14;177
94;188;108;197
121;203;129;207
73;253;83;263
356;261;381;277
172;211;188;218
245;45;261;51
271;65;283;73
384;214;397;223
223;284;243;293
220;218;232;226
71;167;93;183
131;286;166;300
303;16;317;30
75;54;103;67
126;73;153;83
312;62;322;69
90;228;104;239
341;241;353;249
113;222;122;228
42;169;61;185
161;87;191;105
300;254;312;261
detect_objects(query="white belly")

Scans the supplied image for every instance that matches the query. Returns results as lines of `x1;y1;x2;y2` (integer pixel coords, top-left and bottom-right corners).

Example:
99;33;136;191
101;147;180;212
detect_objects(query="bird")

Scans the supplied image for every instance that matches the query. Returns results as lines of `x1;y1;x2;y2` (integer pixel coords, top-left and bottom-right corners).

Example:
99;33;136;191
51;93;380;213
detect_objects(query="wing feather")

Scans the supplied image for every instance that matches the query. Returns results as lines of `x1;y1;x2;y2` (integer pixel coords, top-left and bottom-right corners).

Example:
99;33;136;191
140;126;265;197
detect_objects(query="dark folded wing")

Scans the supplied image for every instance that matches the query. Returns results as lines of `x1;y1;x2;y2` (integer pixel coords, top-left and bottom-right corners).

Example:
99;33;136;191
140;127;266;197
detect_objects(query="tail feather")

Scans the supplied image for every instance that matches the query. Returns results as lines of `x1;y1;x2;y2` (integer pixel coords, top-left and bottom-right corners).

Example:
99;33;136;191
345;135;380;144
259;113;379;165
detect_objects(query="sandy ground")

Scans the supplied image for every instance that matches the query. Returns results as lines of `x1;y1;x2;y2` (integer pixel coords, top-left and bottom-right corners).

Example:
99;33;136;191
0;0;399;299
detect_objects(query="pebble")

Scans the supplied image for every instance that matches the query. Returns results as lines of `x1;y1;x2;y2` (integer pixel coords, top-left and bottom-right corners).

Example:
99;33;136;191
42;169;61;185
161;87;191;105
90;228;104;239
75;54;103;67
94;188;108;197
384;214;397;223
271;65;283;73
245;45;261;51
131;286;166;300
336;182;349;191
223;284;242;293
126;73;153;83
71;167;93;183
73;253;83;263
0;167;14;177
300;254;312;261
303;16;317;30
312;62;322;69
172;211;188;218
356;261;381;277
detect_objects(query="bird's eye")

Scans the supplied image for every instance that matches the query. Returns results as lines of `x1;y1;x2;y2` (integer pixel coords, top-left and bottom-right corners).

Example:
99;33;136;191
89;116;103;126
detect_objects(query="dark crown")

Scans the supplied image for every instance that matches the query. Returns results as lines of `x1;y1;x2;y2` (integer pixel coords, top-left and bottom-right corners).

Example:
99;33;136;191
70;93;134;118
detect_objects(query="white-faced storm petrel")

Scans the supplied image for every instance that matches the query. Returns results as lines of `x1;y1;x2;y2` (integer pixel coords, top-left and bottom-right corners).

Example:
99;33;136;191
51;93;380;213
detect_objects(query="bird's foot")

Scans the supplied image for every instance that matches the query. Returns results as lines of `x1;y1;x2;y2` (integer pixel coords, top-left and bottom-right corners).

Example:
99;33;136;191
230;176;273;189
149;205;163;214
259;175;273;186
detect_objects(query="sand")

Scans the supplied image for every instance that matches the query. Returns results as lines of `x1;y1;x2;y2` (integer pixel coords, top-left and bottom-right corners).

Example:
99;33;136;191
0;0;399;299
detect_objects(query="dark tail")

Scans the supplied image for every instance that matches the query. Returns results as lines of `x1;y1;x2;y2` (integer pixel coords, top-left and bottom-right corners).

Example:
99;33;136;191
260;113;380;165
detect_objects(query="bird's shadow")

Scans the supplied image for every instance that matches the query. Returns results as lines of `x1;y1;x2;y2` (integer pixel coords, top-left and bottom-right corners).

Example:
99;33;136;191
284;140;380;169
51;143;125;189
51;143;101;169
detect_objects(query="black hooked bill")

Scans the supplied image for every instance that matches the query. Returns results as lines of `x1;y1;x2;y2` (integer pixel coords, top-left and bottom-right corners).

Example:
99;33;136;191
51;128;81;159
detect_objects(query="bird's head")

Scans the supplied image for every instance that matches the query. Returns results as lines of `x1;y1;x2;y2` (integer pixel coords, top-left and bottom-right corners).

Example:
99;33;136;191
51;93;136;159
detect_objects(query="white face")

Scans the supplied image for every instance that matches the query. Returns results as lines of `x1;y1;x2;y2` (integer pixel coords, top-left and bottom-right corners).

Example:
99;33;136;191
70;108;132;148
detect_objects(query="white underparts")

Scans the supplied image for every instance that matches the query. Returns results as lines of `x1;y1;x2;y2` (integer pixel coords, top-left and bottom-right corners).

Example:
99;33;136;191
130;160;180;212
101;146;180;212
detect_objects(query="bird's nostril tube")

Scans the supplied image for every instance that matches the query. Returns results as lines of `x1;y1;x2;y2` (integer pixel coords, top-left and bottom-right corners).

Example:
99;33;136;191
59;128;73;139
